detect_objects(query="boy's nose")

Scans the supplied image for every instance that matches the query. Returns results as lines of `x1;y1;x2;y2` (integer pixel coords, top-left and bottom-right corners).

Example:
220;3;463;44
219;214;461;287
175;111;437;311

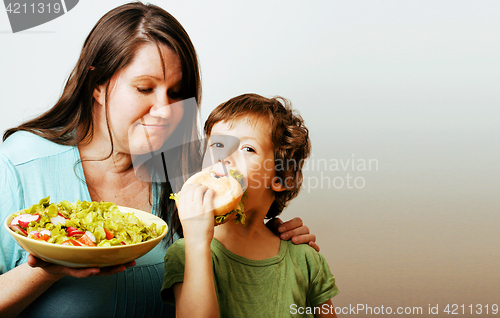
211;159;232;177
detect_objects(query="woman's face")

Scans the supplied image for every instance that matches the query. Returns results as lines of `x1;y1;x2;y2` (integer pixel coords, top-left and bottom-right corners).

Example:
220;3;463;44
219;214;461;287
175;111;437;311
93;43;184;155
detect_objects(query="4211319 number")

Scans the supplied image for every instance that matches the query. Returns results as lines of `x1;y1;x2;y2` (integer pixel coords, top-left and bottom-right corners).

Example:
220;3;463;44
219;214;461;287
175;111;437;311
443;304;498;315
5;2;62;14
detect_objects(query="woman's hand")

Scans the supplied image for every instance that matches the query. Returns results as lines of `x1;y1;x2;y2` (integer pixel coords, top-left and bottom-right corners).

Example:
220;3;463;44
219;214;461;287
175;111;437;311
27;254;136;278
266;217;320;252
0;256;134;317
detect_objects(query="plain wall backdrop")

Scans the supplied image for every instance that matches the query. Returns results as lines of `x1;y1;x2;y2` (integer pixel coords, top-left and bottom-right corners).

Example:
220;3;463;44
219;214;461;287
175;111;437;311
1;1;499;317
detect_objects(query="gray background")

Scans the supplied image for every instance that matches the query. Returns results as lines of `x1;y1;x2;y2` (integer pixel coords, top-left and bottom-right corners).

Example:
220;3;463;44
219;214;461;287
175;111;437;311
1;1;499;316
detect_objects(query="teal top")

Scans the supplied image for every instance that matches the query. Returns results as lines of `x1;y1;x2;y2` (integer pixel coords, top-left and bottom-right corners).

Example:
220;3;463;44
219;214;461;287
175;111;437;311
162;238;339;318
0;131;175;317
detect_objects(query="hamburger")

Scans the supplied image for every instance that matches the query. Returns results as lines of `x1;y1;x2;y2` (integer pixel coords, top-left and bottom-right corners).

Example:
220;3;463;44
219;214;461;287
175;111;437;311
170;169;247;225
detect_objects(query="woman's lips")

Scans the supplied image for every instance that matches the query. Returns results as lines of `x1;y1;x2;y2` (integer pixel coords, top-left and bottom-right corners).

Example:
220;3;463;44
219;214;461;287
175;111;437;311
140;124;168;130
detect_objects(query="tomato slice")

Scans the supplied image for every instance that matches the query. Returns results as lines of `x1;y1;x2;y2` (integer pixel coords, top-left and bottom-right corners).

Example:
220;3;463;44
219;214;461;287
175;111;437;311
104;228;114;240
61;239;82;246
77;234;96;247
28;229;51;241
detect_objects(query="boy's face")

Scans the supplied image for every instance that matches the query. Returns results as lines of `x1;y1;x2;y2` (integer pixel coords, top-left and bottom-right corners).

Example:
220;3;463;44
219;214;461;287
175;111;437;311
205;115;285;214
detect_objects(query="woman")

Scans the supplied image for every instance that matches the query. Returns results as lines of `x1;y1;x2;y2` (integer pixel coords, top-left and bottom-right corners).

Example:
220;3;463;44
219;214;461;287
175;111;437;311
0;3;317;317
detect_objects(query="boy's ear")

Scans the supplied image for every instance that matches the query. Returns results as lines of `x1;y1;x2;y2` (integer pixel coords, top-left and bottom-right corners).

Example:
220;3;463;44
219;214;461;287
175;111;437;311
93;84;106;106
271;176;287;192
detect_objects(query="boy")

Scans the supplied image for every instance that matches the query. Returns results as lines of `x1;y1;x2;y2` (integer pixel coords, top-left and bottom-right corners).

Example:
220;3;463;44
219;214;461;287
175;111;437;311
161;93;339;317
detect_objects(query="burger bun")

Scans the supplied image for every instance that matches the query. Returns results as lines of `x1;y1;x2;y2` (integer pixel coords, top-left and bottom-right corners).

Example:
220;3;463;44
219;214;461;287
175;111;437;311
184;170;244;218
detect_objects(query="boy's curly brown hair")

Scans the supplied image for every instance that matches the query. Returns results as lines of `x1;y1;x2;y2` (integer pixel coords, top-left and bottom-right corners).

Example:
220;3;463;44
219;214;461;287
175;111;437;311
204;93;311;219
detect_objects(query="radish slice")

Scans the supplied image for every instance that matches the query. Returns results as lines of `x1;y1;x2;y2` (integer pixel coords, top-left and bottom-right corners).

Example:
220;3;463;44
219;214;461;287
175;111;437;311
68;230;85;237
85;231;96;243
66;227;85;237
17;214;41;228
10;224;28;236
50;215;67;226
10;215;24;227
11;214;40;228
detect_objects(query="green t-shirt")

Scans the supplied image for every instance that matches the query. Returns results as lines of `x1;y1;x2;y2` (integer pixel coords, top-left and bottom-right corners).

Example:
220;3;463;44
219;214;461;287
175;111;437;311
162;238;339;317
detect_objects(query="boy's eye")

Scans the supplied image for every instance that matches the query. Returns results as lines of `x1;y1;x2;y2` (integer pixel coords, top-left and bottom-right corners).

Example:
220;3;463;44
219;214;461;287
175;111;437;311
242;146;255;153
210;142;224;148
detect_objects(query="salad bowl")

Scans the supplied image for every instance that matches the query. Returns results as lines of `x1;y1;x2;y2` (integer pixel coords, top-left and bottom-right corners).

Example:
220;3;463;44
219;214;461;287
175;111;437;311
4;205;168;268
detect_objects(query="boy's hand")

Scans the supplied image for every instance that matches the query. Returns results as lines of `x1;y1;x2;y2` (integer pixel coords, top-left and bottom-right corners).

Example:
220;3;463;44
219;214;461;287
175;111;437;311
177;183;216;244
267;217;320;252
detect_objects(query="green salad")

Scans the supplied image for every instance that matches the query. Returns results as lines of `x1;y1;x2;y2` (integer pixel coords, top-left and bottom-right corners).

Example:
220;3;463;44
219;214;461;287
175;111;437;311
9;197;166;247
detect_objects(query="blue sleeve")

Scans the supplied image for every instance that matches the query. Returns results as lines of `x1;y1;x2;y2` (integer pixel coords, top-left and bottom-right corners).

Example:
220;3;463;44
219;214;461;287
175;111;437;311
0;153;28;273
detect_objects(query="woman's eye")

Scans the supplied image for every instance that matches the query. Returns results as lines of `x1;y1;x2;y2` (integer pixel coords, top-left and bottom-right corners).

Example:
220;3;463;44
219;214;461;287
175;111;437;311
137;87;153;93
210;142;224;148
168;90;182;100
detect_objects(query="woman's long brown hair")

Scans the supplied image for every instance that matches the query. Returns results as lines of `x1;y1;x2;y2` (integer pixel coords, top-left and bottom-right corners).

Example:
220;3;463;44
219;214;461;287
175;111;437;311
3;2;202;242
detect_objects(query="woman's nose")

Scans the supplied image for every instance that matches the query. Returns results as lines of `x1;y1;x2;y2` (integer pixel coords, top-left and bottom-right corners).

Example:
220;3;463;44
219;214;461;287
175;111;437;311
149;96;173;118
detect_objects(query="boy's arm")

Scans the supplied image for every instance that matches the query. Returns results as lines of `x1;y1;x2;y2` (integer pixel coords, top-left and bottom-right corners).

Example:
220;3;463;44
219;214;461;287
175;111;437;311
315;299;337;318
173;183;220;318
172;240;219;318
